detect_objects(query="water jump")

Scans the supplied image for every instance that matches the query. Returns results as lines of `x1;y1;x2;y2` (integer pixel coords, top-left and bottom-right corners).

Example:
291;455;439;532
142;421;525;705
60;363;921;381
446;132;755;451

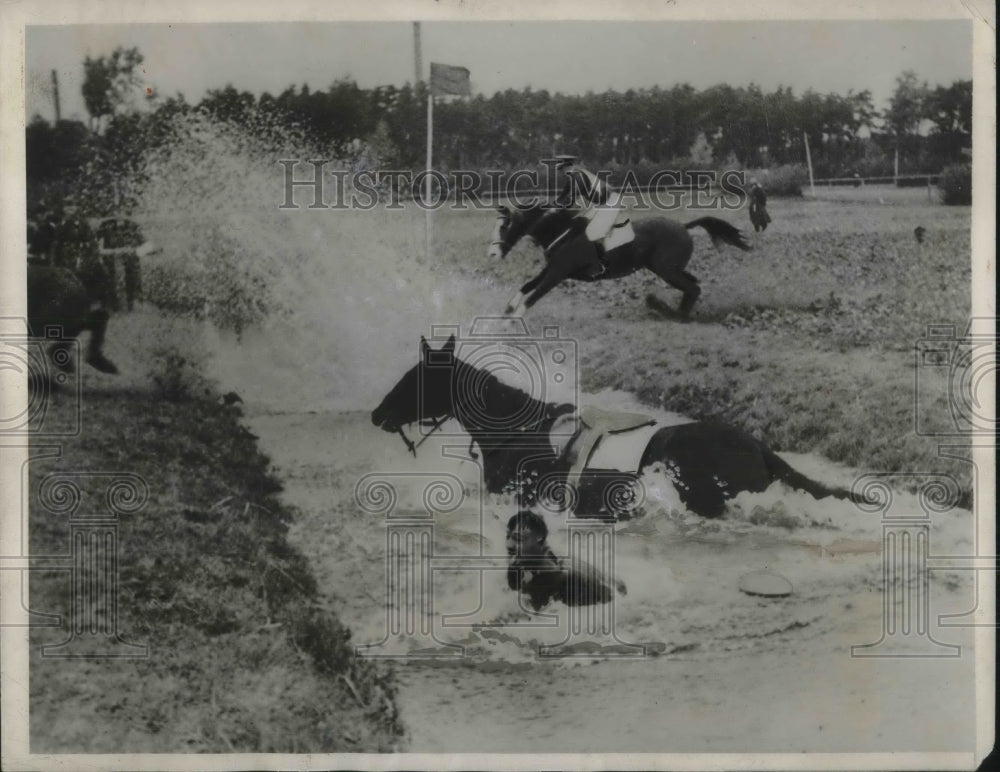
371;335;867;519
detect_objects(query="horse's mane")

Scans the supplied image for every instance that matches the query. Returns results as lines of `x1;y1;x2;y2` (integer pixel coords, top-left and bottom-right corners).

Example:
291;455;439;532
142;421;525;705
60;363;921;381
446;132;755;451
506;200;575;250
453;358;572;434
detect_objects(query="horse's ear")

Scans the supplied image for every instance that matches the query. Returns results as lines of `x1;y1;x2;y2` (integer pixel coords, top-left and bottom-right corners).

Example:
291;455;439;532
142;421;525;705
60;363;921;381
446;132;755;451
497;205;510;215
443;334;456;353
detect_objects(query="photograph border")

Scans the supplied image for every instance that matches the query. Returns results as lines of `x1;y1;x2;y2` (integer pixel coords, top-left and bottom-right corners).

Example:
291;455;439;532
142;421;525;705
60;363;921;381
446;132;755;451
1;1;995;770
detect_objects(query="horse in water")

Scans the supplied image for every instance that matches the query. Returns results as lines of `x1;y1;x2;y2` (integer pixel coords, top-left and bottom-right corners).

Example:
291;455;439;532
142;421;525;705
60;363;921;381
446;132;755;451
27;264;119;375
487;203;751;319
371;335;866;518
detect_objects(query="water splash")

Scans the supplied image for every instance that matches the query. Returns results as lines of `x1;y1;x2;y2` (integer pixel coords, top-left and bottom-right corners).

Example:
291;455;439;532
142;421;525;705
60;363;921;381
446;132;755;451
133;112;488;412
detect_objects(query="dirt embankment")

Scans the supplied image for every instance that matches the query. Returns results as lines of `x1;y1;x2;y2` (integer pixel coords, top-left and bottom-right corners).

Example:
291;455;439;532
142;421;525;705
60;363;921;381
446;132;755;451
29;382;402;752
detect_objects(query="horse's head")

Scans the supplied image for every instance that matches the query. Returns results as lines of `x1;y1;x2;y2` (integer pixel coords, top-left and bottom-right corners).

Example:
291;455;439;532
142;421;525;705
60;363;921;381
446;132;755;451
487;204;546;259
373;332;575;461
487;206;514;259
371;335;458;446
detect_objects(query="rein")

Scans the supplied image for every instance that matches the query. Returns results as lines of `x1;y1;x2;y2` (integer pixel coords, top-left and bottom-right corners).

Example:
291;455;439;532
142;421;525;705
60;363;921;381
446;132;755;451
492;204;562;256
398;415;449;457
392;364;576;467
399;417;482;462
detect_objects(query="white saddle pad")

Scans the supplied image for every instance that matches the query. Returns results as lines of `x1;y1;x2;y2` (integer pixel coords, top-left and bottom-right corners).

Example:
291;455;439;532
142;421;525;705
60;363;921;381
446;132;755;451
587;421;662;473
602;220;636;252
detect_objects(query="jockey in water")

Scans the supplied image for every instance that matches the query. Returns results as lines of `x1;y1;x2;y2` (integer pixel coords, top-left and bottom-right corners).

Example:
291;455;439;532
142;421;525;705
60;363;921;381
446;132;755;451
552;155;631;277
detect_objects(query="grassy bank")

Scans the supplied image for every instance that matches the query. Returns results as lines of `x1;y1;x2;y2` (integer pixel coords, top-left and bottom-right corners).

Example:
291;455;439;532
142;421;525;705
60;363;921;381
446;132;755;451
28;332;402;752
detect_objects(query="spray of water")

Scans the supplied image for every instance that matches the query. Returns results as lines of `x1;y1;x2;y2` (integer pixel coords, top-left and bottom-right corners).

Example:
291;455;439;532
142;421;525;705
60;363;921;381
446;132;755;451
134;111;487;411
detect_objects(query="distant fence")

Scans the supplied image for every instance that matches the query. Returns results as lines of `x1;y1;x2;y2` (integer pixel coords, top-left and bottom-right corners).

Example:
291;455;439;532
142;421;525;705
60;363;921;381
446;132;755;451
411;175;943;205
471;183;712;205
810;174;941;188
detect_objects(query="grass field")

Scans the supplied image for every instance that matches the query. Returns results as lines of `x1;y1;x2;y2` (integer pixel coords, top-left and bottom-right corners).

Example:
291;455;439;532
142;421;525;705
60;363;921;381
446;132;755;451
427;192;974;502
804;182;942;206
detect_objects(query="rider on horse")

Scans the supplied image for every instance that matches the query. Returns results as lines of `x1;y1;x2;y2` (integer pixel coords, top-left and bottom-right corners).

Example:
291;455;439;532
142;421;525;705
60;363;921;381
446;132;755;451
552;155;633;278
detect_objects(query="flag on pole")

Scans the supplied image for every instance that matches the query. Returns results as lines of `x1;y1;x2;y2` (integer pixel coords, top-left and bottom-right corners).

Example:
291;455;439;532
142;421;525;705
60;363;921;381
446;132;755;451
424;62;468;262
430;62;471;97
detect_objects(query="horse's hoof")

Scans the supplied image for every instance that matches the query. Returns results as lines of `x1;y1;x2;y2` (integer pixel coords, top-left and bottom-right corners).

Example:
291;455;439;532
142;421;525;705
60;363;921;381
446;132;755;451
86;354;119;374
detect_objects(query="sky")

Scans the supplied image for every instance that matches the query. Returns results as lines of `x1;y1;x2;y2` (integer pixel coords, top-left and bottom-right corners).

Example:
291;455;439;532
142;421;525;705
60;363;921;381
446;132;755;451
25;20;973;124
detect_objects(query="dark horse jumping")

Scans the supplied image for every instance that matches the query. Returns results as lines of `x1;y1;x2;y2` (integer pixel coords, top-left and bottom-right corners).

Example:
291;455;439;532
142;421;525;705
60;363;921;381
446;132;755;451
487;203;751;319
27;263;119;375
371;335;867;519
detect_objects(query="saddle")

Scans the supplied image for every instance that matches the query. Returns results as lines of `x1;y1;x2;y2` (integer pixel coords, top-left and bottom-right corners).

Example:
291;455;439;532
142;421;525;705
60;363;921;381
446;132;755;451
602;218;636;253
546;218;637;279
591;220;637;278
549;406;660;517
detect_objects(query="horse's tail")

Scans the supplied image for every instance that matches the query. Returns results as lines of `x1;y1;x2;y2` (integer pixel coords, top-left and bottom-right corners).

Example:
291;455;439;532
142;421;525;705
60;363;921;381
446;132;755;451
685;216;752;251
762;449;870;506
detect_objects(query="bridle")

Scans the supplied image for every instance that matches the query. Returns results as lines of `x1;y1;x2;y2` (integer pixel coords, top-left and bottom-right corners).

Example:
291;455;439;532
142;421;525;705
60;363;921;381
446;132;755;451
391;370;576;462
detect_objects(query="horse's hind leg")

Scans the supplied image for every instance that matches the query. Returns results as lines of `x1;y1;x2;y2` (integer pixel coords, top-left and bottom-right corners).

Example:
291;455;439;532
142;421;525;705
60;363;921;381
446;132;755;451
647;251;701;319
83;309;119;374
676;271;702;318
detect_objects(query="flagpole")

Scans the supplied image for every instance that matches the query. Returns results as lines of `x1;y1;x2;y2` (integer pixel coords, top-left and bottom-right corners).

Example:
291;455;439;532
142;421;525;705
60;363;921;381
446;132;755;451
425;91;433;262
803;131;815;197
412;22;422;85
423;61;469;263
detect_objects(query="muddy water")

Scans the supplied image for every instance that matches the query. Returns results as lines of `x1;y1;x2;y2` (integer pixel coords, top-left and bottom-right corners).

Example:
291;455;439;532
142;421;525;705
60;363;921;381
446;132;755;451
247;406;977;753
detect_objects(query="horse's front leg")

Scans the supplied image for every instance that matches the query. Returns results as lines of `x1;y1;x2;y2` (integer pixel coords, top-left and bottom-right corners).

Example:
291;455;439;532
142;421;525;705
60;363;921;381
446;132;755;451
505;269;547;315
523;237;595;310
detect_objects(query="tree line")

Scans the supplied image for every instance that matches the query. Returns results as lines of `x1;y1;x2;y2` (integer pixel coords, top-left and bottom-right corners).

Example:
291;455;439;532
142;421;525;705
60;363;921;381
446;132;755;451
27;46;972;219
191;70;971;177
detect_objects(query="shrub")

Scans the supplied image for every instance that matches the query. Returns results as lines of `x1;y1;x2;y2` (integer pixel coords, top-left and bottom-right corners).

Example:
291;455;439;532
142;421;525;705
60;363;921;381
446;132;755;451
938;163;972;205
742;164;809;197
146;336;213;402
851;140;894;178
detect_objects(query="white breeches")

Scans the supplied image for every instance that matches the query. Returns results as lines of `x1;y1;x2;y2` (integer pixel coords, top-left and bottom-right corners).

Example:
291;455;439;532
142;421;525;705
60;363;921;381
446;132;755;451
583;190;623;241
